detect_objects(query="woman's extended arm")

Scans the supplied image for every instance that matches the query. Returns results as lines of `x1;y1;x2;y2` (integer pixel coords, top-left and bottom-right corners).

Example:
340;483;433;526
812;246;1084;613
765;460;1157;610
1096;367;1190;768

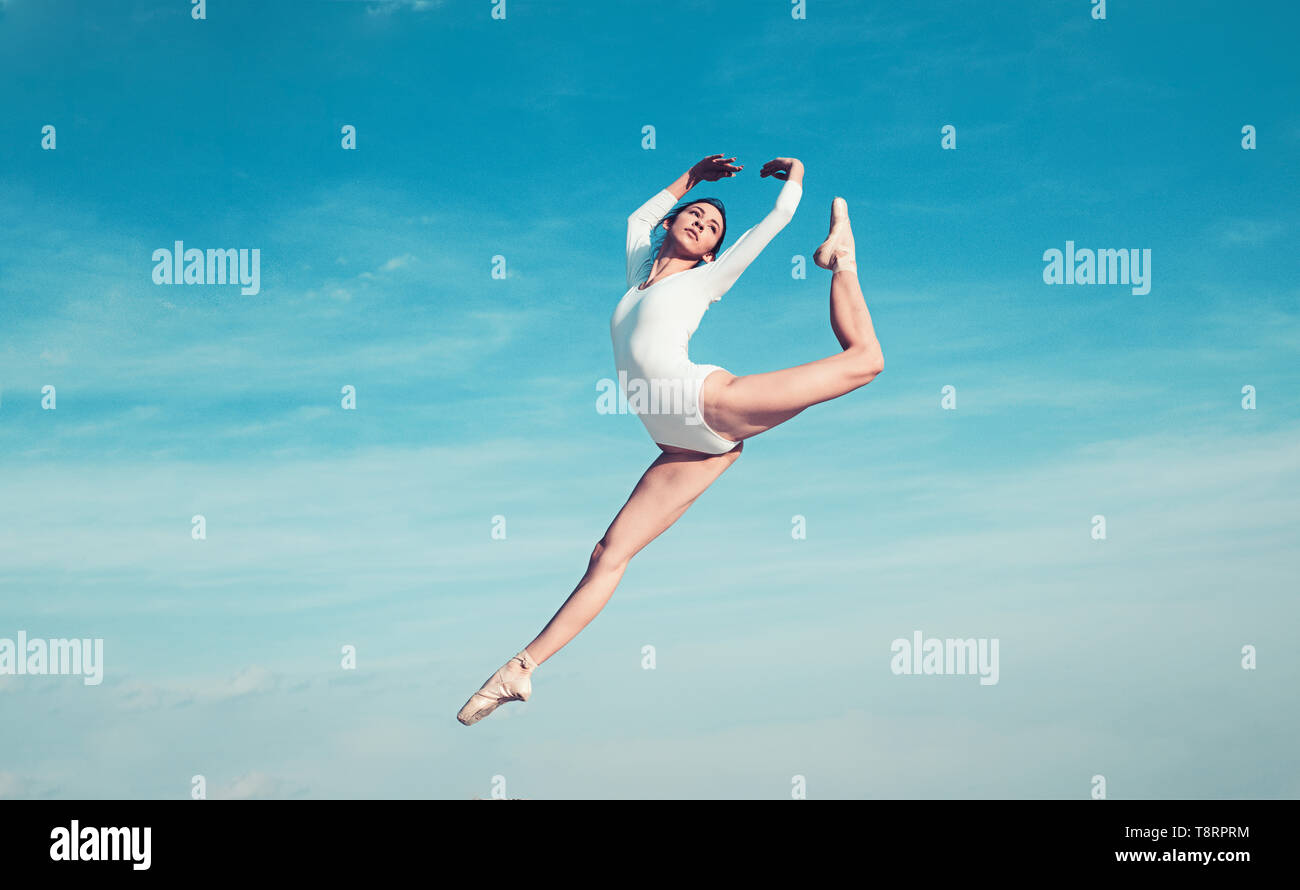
702;157;804;301
625;154;744;288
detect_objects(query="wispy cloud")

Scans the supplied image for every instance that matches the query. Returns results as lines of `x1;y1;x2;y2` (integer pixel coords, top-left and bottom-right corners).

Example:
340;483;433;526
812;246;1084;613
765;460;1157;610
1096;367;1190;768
1215;218;1287;245
355;0;444;16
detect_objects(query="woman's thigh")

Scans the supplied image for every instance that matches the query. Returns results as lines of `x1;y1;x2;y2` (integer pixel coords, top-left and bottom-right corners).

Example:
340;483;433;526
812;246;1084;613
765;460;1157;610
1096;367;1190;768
699;349;877;441
599;444;743;564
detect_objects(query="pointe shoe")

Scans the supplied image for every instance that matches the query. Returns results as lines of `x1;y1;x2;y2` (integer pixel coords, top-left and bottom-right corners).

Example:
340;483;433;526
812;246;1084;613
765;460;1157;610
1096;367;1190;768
456;650;539;726
814;196;857;271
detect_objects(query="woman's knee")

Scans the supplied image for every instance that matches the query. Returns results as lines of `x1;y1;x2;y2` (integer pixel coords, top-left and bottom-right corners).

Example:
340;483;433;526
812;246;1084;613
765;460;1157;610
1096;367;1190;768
590;538;631;573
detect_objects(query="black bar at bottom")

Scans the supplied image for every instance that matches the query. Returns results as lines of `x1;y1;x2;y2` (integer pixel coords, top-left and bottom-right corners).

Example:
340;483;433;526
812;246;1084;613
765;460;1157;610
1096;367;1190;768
0;800;1285;876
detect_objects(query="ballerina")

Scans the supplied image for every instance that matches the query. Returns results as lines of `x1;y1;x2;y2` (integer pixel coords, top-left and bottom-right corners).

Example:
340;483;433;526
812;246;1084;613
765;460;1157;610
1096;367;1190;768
457;153;884;725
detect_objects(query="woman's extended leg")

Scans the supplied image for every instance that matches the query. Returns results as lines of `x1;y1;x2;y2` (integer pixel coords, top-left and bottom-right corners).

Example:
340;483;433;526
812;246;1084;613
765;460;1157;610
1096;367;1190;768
523;442;743;664
456;443;743;725
700;197;884;443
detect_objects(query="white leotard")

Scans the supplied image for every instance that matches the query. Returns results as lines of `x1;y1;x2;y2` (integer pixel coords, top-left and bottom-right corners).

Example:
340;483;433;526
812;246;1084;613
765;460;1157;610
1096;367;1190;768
611;178;802;453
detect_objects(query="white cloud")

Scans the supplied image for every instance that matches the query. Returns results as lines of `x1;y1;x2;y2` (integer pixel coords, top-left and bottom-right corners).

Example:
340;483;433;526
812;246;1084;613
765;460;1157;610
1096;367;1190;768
381;254;415;271
362;0;442;16
219;665;276;699
215;771;282;800
107;666;277;713
1217;218;1286;245
0;772;27;799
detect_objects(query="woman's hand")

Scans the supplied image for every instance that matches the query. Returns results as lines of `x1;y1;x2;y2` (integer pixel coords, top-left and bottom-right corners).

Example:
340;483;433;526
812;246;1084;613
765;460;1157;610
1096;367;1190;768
689;153;743;184
760;157;802;180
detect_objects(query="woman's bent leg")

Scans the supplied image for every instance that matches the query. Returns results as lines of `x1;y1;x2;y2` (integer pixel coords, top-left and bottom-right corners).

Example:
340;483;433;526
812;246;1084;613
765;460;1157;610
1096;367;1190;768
701;263;883;442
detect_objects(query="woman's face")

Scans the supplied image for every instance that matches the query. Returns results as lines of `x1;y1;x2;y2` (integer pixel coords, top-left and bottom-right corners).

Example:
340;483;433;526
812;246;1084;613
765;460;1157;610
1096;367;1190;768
664;202;724;261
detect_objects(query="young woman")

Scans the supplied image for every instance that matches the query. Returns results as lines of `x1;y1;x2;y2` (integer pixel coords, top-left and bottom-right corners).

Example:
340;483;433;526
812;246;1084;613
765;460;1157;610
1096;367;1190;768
457;153;884;725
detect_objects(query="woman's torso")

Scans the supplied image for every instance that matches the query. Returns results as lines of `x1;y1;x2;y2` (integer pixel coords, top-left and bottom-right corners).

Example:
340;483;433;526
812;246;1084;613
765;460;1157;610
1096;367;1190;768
610;267;715;377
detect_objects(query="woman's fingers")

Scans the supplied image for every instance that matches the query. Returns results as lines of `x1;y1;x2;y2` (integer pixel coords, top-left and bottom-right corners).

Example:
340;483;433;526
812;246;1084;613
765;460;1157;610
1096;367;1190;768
700;154;747;177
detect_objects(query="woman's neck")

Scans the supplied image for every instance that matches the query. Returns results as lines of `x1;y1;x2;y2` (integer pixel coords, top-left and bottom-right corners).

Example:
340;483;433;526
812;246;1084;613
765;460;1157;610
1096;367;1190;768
643;247;708;287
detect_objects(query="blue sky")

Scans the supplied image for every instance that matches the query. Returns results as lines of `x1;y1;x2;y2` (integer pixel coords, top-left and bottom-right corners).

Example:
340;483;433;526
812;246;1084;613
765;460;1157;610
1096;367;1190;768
1;0;1297;799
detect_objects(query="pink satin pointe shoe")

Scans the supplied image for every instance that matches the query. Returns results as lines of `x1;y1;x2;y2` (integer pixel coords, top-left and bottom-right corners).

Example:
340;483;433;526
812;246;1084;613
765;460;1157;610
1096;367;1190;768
814;196;857;272
456;650;539;726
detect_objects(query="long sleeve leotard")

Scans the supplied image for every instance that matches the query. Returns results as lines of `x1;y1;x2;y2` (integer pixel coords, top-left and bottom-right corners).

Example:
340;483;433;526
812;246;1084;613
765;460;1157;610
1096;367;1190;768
610;177;802;452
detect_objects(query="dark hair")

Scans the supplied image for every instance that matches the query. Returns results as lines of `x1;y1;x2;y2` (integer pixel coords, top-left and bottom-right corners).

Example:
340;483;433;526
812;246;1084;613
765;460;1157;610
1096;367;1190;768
637;197;727;284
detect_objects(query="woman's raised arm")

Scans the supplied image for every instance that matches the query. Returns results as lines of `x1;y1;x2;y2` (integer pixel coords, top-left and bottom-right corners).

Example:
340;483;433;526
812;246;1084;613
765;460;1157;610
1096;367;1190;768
701;157;804;301
625;154;744;287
